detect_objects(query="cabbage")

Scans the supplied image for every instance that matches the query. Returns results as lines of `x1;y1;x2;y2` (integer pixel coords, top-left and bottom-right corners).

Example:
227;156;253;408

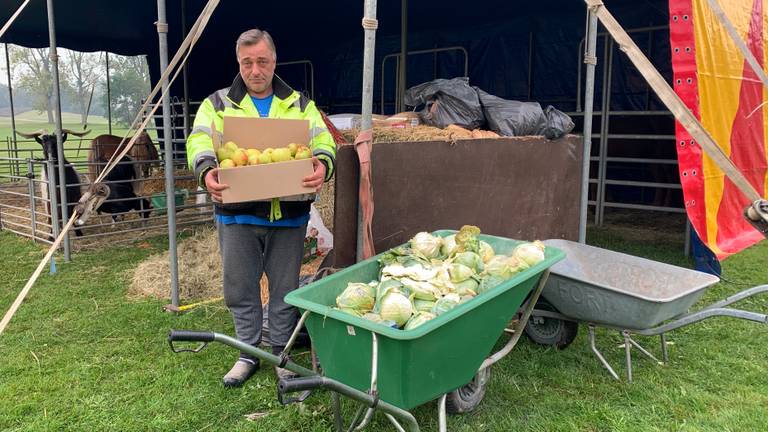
512;241;546;267
479;241;495;263
507;255;530;274
336;283;375;312
404;311;436;330
485;255;513;279
477;274;506;294
402;278;442;301
410;232;443;259
441;234;458;257
375;279;404;308
413;299;437;312
432;293;461;316
448;263;475;283
455;225;481;254
362;312;383;323
454;251;484;273
379;291;414;327
337;307;364;317
453;277;479;296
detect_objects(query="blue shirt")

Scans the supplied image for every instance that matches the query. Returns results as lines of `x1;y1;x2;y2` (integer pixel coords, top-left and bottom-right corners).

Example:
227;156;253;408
217;93;308;228
251;95;273;118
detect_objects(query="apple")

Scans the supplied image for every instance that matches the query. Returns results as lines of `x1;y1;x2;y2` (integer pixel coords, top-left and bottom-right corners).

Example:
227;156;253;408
247;154;260;165
294;146;312;160
219;159;235;168
258;152;272;164
246;148;261;158
263;147;274;155
216;146;233;162
223;141;239;153
232;148;249;166
271;147;292;163
287;143;298;157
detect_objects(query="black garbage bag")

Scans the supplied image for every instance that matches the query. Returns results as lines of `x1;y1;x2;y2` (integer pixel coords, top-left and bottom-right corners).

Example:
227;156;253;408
475;88;545;137
541;105;575;140
403;77;485;130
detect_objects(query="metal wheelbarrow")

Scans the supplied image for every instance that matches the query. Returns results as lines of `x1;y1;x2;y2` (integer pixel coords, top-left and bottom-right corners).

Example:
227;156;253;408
524;239;768;381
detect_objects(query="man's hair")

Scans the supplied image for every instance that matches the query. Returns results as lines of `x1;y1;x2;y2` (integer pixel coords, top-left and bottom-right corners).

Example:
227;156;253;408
235;28;276;59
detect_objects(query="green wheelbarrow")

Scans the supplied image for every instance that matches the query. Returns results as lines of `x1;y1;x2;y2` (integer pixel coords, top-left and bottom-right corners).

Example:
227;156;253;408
168;230;565;431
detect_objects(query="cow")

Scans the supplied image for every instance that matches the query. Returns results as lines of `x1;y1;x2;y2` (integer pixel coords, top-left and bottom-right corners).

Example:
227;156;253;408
88;131;159;192
17;129;91;237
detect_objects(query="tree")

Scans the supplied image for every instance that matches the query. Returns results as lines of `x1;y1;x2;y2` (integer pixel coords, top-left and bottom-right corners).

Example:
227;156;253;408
63;50;101;125
10;46;56;123
103;55;151;127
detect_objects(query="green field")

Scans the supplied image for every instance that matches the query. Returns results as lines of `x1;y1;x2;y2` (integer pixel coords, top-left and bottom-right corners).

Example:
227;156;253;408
0;217;766;431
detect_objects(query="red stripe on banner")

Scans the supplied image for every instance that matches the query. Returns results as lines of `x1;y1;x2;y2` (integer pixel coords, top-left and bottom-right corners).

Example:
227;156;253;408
669;0;707;243
715;0;766;254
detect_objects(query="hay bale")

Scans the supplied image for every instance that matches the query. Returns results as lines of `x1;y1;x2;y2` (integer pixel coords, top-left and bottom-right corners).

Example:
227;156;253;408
142;169;199;196
339;124;496;145
129;226;328;303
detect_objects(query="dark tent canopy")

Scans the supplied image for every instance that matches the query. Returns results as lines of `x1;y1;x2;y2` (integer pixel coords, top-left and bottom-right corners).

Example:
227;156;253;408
1;0;671;113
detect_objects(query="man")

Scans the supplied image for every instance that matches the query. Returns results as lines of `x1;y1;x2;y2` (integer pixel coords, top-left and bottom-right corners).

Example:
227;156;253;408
186;28;336;387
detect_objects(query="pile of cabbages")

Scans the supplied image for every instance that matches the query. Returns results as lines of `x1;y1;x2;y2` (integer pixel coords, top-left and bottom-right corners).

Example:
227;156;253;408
335;226;546;330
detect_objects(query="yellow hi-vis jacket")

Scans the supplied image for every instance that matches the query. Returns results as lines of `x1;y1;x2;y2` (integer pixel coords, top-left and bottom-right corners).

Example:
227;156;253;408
186;74;336;221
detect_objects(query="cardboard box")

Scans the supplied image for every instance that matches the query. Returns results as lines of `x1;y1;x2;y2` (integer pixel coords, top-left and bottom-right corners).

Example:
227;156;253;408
212;117;315;204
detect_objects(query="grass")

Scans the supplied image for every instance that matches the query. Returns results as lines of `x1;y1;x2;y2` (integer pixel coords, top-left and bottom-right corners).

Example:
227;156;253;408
0;217;766;431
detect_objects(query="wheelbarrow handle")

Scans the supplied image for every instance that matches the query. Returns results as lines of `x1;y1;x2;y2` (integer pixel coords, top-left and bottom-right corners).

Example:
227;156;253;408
168;329;216;342
278;376;325;394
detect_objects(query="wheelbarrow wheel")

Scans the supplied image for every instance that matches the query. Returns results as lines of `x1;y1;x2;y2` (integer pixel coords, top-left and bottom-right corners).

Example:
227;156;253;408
524;298;578;349
445;366;491;414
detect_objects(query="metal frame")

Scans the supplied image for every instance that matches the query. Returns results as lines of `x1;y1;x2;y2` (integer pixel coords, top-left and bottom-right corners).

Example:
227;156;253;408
380;46;469;115
276;60;315;99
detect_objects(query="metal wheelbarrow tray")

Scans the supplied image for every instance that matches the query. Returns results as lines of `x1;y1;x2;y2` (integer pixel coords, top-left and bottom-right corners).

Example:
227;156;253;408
526;239;768;381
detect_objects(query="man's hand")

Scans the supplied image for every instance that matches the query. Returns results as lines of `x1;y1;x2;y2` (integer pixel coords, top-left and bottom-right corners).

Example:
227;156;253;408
303;157;326;192
204;167;229;203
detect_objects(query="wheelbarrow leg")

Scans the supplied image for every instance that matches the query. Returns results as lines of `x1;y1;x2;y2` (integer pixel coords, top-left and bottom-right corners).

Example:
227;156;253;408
660;333;669;364
332;392;343;432
622;331;633;383
438;394;448;432
588;325;620;380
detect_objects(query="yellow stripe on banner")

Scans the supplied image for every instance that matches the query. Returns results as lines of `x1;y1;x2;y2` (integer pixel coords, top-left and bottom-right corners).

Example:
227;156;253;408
693;0;754;254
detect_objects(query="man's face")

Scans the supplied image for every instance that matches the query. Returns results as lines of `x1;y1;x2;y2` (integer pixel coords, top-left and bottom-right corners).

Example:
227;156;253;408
237;40;276;96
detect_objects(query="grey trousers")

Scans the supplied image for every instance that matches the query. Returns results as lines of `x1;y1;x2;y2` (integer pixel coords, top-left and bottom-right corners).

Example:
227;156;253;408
217;220;306;361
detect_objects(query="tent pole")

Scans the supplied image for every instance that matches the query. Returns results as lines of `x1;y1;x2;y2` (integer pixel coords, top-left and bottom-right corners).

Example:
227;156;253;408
157;0;180;307
5;44;18;169
357;0;378;262
398;0;407;113
46;0;71;261
579;6;598;244
105;53;112;135
181;0;191;137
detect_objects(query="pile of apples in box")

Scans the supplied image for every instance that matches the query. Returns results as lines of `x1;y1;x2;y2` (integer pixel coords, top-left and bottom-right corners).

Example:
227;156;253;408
216;141;312;168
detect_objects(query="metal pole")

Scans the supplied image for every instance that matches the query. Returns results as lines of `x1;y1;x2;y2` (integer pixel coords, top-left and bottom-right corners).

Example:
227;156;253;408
5;44;19;175
157;0;180;307
596;38;613;226
27;159;36;241
46;159;61;249
181;0;191;137
105;52;112;135
578;8;599;243
357;0;377;262
398;3;412;109
46;0;71;261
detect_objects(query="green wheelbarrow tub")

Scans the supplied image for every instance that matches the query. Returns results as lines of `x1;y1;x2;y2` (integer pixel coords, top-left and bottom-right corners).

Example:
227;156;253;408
285;230;565;410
